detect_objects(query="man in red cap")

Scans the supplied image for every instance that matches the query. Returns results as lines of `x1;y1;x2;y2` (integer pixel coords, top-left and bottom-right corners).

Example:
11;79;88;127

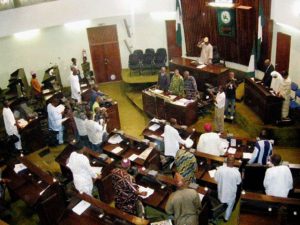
196;123;224;156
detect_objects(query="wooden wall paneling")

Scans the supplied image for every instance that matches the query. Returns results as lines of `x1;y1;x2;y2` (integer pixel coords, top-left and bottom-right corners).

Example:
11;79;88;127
275;32;291;73
165;20;182;60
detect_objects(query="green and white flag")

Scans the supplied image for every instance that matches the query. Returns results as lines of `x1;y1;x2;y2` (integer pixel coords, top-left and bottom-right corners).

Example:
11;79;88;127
247;42;256;77
176;0;182;47
257;0;265;62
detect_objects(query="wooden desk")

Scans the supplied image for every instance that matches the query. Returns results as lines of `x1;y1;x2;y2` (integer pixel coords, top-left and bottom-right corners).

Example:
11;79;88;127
169;57;229;91
3;156;66;225
244;77;283;124
142;89;198;126
59;193;149;225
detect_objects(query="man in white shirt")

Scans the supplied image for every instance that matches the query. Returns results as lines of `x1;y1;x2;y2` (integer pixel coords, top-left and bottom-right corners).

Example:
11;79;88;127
214;86;226;133
197;36;213;65
67;152;99;195
215;155;241;222
263;154;293;198
277;71;291;119
70;67;81;103
163;118;186;158
85;112;107;152
73;110;89;148
2;100;22;151
47;98;65;145
197;123;223;156
248;130;272;165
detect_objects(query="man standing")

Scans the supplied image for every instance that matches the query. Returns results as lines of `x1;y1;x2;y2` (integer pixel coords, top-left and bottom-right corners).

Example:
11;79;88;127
165;173;202;225
169;69;184;96
47;98;65;145
277;71;291;119
157;67;170;92
70;67;81;103
183;71;198;99
262;59;274;87
2;100;22;151
163;118;186;158
81;56;92;78
224;71;237;120
263;154;293;198
73;109;89;148
248;130;273;165
215;155;241;222
196;123;223;156
214;86;226;133
197;36;213;64
67;152;99;196
89;84;105;109
30;71;42;98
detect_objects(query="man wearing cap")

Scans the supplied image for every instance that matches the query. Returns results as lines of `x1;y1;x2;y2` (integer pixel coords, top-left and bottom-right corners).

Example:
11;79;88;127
214;155;241;222
111;159;146;216
165;173;202;225
30;71;42;97
197;123;223;156
197;36;213;65
263;154;293;198
175;140;197;183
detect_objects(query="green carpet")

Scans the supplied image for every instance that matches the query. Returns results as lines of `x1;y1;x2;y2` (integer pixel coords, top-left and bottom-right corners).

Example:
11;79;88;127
121;69;158;84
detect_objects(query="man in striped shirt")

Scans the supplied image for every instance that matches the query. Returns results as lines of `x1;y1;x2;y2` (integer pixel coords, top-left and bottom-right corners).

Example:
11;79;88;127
248;130;273;165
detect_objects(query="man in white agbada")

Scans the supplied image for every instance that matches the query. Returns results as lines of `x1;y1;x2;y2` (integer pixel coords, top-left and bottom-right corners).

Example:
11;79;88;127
67;151;98;195
70;67;81;103
2;100;22;151
197;36;213;65
197;123;225;156
277;71;291;119
47;98;65;144
270;70;283;93
214;155;241;222
163;118;187;158
263;154;293;198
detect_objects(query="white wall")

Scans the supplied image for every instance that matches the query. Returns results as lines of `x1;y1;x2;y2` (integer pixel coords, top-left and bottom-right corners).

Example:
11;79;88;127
271;0;300;85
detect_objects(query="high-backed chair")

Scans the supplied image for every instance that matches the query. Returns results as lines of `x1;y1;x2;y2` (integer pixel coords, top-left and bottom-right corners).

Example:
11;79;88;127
145;48;155;56
128;53;141;75
141;53;154;75
153;52;166;71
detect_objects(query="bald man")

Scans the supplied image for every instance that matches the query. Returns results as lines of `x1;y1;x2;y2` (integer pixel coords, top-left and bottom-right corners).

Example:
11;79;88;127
262;59;274;87
215;155;241;222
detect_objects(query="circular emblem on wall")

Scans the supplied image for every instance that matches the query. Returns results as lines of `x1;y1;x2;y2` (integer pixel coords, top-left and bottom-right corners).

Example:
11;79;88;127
110;74;116;80
221;10;231;24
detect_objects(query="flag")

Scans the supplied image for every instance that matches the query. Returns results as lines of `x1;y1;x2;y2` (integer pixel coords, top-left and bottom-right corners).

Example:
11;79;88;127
247;42;256;77
256;0;265;62
176;0;182;47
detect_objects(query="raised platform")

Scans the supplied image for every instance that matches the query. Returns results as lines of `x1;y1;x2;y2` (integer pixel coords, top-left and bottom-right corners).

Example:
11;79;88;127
121;69;158;84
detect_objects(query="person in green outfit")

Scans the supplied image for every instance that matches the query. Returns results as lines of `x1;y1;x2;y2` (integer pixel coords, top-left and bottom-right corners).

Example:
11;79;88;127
169;69;184;96
81;56;93;78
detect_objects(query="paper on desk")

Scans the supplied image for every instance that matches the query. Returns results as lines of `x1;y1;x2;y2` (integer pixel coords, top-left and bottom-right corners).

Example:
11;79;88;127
197;64;207;69
138;185;154;199
80;83;88;87
91;167;102;176
42;89;50;94
152;89;164;94
111;146;123;154
149;123;160;131
198;193;205;202
230;138;236;147
243;152;253;159
219;139;229;154
14;163;27;173
72;200;91;215
45;94;54;101
169;95;177;101
139;147;153;160
208;169;216;178
173;98;193;106
108;134;123;144
227;147;237;154
128;154;138;161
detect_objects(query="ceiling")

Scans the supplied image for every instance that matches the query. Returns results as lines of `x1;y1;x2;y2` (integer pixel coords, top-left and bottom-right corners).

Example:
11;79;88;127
0;0;56;11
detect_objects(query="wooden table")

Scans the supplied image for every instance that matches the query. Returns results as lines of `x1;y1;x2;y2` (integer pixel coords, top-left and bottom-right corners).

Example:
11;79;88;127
244;77;283;124
142;89;198;125
169;57;229;91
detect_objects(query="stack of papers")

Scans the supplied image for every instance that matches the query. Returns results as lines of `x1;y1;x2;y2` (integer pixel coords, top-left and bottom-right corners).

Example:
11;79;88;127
149;124;160;131
243;152;253;159
139;147;153;160
72;200;91;215
138;185;154;199
173;98;194;106
208;169;216;178
152;89;164;94
111;146;123;154
14;163;27;173
108;134;123;144
227;148;237;154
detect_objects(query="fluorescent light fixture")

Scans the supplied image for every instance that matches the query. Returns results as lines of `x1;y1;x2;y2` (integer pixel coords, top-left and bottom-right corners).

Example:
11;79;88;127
208;2;235;8
276;22;300;33
64;20;91;29
14;29;40;40
150;11;176;20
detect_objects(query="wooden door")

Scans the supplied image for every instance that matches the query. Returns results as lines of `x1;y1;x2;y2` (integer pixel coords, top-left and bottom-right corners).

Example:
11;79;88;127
87;25;122;83
275;32;291;73
165;20;182;60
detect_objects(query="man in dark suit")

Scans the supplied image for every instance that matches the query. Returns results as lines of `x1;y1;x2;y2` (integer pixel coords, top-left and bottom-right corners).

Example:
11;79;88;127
262;59;274;87
157;67;170;92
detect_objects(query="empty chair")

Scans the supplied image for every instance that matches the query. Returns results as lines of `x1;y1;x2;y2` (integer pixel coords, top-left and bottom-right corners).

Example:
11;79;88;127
156;48;167;58
145;48;155;56
291;82;298;99
128;53;141;75
133;49;143;61
141;53;154;74
290;89;300;110
153;52;166;71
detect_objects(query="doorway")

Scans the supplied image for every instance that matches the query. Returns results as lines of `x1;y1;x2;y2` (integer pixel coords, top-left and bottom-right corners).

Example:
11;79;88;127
275;32;291;73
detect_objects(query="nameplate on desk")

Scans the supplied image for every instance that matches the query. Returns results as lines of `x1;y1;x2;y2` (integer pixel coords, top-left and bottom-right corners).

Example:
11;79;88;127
111;146;123;154
72;200;91;215
14;163;27;173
